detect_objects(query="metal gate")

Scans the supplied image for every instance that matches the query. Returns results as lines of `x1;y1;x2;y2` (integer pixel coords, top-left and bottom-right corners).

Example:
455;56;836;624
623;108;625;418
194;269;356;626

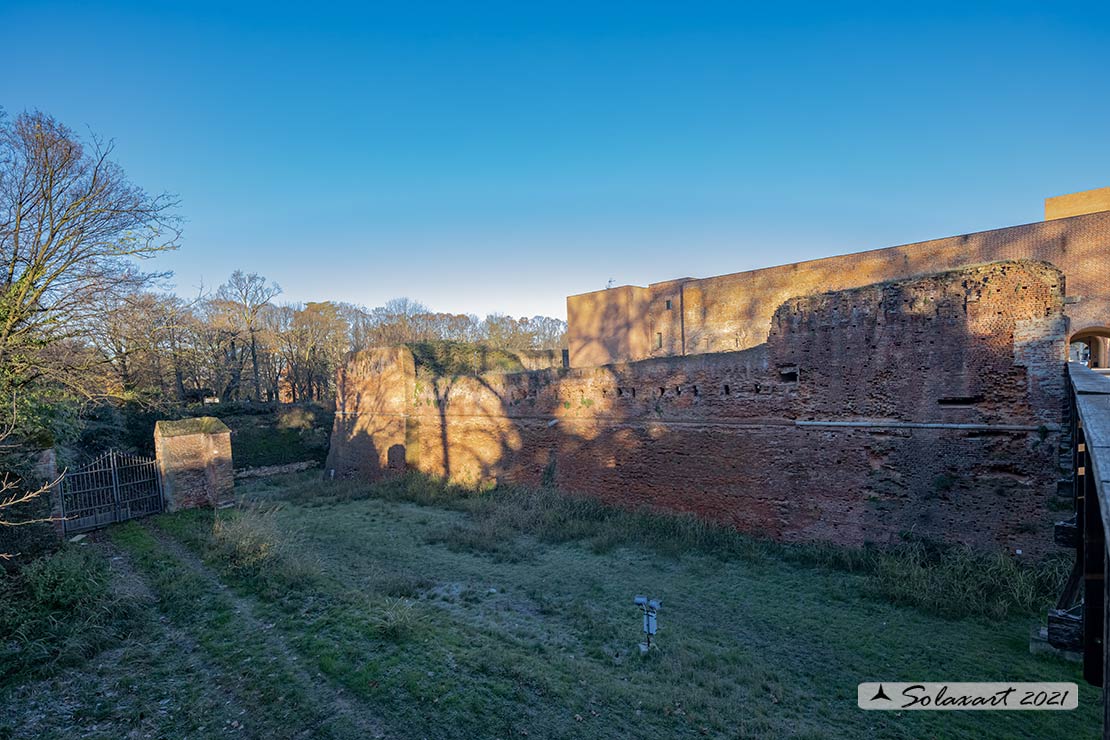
59;450;164;535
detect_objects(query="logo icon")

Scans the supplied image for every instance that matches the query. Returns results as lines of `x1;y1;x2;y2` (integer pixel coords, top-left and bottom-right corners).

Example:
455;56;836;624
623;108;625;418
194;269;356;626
870;685;891;702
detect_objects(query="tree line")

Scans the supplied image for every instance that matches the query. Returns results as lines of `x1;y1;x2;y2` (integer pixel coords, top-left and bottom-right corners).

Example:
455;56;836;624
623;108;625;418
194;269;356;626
0;108;565;415
102;283;567;406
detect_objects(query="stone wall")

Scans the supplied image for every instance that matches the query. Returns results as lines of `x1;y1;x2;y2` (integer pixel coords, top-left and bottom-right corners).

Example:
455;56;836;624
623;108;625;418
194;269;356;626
328;261;1068;554
154;417;234;510
567;208;1110;368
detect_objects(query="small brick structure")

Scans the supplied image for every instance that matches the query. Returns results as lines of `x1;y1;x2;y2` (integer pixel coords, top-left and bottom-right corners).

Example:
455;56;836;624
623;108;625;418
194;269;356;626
154;417;234;510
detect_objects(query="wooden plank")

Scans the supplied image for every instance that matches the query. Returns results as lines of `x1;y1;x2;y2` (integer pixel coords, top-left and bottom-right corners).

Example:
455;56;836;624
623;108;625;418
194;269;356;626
1083;447;1106;686
1077;395;1110;450
1049;609;1084;650
1070;391;1110;542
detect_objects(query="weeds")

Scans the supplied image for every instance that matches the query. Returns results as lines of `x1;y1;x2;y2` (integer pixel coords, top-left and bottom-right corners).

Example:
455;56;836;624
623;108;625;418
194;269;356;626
0;547;135;684
367;597;427;641
252;471;1069;620
866;540;1071;619
208;505;321;595
407;341;526;376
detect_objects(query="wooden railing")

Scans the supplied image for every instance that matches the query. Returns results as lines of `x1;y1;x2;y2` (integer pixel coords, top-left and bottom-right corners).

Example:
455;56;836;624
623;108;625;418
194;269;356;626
1053;362;1110;736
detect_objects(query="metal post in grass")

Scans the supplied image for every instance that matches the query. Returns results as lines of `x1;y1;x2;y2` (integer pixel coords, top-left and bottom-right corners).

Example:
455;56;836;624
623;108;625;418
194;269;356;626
634;595;661;654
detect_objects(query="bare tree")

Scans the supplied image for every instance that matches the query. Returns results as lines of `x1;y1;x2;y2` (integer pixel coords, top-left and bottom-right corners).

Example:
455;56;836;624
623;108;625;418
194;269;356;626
0;474;56;561
0;109;180;395
0;109;177;544
214;271;281;401
0;398;61;560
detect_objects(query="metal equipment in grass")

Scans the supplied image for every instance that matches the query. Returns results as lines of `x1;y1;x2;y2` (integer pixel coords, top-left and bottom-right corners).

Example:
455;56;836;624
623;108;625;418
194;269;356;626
58;450;164;535
634;595;661;654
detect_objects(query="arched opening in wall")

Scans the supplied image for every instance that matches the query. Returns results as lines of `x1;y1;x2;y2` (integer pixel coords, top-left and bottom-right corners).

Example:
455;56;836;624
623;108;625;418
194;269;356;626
1069;328;1110;368
1070;340;1091;365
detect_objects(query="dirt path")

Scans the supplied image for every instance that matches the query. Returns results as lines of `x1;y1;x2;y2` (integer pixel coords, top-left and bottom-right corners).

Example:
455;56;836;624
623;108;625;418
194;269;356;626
2;536;257;740
99;536;258;731
140;522;387;740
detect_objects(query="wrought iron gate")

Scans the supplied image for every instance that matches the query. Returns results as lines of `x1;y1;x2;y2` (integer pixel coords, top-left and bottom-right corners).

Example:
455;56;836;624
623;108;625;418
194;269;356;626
59;450;164;535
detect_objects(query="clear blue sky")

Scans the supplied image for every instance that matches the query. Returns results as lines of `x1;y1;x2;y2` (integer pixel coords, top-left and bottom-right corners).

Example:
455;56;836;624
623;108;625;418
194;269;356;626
3;1;1108;319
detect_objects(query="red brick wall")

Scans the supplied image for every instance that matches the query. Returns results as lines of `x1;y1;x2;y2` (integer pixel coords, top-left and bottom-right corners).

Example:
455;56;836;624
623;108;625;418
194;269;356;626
325;347;414;480
154;424;234;510
568;209;1110;367
329;261;1067;554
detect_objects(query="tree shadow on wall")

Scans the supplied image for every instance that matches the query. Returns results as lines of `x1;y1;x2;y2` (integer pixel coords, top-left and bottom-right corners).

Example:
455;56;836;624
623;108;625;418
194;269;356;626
324;359;409;480
332;262;1067;552
571;294;653;367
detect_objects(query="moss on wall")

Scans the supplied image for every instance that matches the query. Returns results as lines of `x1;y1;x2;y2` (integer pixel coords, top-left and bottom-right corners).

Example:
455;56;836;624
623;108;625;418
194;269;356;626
155;417;231;437
407;341;527;376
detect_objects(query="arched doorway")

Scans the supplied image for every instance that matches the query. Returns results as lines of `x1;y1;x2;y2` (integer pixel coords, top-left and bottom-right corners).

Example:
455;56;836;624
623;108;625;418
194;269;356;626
1070;328;1110;368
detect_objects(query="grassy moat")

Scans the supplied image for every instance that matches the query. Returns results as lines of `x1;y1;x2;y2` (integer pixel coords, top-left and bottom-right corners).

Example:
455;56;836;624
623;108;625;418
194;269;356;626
0;473;1095;739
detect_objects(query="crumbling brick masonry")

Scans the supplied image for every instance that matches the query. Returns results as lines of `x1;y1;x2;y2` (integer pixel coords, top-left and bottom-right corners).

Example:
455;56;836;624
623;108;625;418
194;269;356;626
327;261;1067;554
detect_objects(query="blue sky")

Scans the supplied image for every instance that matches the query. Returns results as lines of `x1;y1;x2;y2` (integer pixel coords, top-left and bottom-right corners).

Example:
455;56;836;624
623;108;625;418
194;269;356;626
2;1;1108;318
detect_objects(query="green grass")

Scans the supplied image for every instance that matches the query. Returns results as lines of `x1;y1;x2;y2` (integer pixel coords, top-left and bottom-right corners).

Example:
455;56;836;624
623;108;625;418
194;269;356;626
260;472;1071;620
0;474;1098;738
1;559;261;739
174;475;1098;737
107;522;372;739
0;547;136;684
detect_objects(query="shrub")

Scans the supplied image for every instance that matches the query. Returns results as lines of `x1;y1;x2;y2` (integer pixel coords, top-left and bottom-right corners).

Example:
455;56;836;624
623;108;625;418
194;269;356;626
23;547;109;609
277;406;316;431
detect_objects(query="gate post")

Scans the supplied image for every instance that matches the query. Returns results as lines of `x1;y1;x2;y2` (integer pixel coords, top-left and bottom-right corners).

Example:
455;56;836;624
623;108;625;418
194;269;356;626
154;418;234;511
108;450;123;525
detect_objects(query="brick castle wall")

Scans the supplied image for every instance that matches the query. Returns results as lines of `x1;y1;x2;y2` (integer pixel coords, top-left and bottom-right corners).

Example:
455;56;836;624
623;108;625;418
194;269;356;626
328;261;1068;554
567;210;1110;368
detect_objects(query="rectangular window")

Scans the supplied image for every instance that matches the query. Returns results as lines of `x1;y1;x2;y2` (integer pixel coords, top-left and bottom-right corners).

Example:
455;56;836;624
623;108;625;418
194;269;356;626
655;332;663;349
665;299;673;310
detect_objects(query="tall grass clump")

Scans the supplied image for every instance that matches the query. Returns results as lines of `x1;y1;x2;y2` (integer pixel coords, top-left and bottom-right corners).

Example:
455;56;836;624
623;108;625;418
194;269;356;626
452;485;767;561
0;547;134;684
865;540;1070;619
457;487;1070;619
209;504;320;595
366;597;428;641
